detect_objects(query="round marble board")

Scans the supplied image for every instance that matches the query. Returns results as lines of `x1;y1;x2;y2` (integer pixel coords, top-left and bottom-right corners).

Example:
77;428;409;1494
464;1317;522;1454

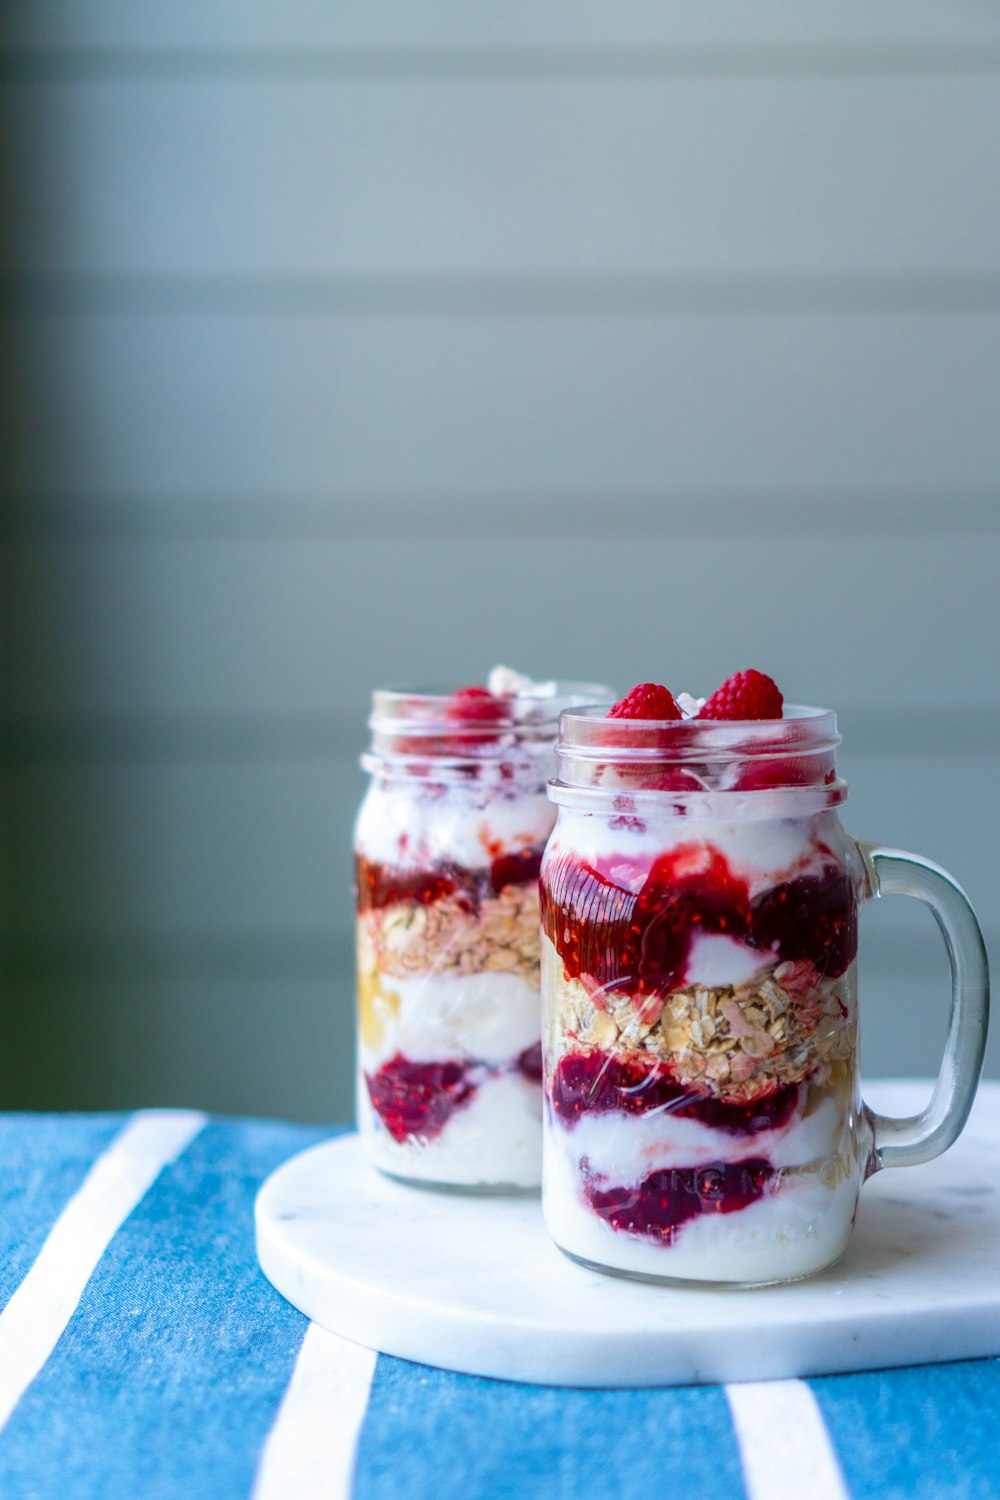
255;1079;1000;1388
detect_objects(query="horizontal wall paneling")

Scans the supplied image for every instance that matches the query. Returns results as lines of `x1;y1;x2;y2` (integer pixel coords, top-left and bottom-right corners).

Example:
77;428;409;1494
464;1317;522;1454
4;75;1000;277
2;6;997;1118
1;531;997;719
5;2;1000;54
4;313;1000;493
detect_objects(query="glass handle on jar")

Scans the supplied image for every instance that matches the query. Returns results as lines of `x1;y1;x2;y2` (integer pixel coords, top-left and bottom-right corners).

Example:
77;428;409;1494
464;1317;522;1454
859;843;990;1172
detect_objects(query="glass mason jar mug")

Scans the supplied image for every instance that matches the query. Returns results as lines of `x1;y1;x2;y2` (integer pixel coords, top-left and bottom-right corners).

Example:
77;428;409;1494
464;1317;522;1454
355;680;611;1192
539;706;989;1284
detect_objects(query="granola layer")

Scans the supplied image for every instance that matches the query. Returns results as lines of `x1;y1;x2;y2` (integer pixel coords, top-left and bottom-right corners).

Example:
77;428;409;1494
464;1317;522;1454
362;881;541;983
544;935;853;1106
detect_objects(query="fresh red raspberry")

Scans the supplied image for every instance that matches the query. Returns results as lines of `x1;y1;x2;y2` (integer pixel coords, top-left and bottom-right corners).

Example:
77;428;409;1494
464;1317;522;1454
607;683;682;720
698;670;783;722
445;684;506;748
736;756;817;791
447;685;504;723
655;768;706;793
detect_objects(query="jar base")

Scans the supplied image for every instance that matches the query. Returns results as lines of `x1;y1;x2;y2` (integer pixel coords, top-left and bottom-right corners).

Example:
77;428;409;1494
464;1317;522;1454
372;1163;541;1198
554;1241;842;1290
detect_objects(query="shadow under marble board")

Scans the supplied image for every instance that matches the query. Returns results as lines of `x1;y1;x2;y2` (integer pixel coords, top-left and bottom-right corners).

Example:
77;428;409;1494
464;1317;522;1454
255;1080;1000;1388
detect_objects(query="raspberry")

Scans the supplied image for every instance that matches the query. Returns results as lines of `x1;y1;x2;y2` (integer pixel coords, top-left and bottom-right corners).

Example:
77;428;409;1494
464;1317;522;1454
655;768;706;793
445;684;506;748
447;685;504;723
698;670;783;722
607;683;682;720
735;757;814;791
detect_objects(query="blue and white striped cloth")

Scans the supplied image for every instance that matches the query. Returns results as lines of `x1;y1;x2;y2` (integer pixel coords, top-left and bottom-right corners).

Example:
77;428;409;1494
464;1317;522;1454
0;1110;996;1499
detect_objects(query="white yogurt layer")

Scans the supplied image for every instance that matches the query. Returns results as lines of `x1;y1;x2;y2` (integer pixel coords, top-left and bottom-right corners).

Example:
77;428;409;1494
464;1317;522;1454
360;1069;542;1189
542;1144;858;1282
363;970;541;1070
684;932;768;989
545;806;842;900
355;777;555;871
550;1089;843;1187
542;1099;861;1282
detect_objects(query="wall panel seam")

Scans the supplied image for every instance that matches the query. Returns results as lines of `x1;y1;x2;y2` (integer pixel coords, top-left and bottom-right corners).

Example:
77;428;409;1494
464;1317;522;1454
1;492;999;543
6;273;1000;319
4;43;1000;81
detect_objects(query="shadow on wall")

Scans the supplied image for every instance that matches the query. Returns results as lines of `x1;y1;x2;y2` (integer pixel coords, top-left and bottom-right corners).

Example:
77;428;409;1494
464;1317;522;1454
0;109;111;1110
0;119;52;1107
0;97;355;1120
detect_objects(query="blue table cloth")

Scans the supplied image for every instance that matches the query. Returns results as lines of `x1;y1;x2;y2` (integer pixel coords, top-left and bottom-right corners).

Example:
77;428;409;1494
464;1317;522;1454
0;1109;996;1500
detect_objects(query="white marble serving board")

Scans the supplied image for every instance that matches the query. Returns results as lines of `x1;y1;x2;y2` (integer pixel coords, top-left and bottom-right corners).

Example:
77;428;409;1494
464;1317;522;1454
255;1080;1000;1388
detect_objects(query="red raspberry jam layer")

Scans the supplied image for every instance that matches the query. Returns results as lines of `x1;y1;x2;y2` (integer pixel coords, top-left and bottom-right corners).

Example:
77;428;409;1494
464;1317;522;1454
583;1158;774;1242
540;843;856;988
367;1047;543;1143
751;873;856;978
516;1042;544;1085
357;859;467;914
357;846;544;916
366;1054;477;1143
625;845;750;992
550;1051;797;1134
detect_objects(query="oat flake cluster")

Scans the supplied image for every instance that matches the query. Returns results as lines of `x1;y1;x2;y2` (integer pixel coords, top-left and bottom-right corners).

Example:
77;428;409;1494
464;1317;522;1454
362;883;541;982
546;941;854;1106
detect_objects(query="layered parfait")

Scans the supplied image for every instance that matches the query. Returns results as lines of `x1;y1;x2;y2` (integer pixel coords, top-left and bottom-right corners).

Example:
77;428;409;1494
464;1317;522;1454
540;672;867;1282
356;668;609;1190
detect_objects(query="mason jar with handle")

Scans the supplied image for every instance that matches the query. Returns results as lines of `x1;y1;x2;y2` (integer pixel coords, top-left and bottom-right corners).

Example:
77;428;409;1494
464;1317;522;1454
539;704;989;1284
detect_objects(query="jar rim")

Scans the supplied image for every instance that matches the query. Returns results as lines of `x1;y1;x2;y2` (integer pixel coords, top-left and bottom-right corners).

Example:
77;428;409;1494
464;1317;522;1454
550;703;843;805
369;681;613;734
363;680;614;770
556;703;840;762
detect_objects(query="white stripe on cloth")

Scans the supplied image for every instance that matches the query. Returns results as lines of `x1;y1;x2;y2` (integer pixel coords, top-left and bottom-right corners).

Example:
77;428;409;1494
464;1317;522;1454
251;1322;377;1500
726;1379;850;1500
0;1109;206;1432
